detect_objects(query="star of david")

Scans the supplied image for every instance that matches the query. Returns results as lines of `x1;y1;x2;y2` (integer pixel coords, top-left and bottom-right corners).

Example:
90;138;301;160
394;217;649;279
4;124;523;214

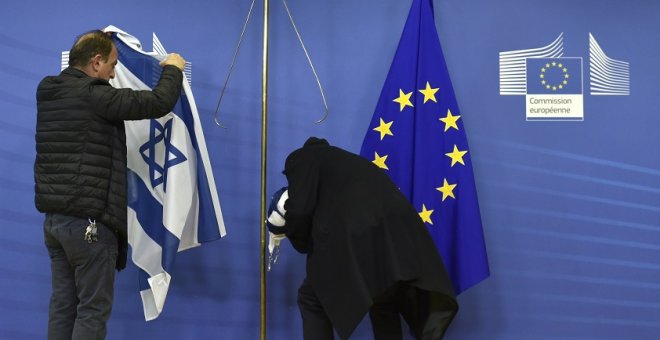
139;118;187;192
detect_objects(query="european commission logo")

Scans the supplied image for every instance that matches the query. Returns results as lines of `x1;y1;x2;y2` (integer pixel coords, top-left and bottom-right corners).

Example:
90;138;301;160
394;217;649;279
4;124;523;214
499;33;630;121
526;57;583;121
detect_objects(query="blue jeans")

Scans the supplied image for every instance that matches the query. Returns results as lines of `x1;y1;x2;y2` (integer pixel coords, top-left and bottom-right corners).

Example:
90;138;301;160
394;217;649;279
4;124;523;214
44;213;118;340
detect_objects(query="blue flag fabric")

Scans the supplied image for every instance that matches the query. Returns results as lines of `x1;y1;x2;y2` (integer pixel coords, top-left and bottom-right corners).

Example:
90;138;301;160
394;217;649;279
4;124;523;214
104;26;226;320
359;0;489;294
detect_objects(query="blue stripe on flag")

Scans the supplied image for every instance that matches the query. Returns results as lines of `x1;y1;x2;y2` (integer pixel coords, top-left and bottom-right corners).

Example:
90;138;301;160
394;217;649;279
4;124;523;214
114;39;161;88
127;169;180;274
176;95;221;243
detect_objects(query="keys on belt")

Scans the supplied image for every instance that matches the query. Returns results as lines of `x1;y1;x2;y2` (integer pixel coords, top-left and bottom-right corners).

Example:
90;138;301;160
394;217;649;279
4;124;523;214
84;219;98;243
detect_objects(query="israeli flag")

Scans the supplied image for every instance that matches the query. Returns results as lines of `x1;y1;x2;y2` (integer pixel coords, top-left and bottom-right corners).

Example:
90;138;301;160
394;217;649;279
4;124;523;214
104;26;226;320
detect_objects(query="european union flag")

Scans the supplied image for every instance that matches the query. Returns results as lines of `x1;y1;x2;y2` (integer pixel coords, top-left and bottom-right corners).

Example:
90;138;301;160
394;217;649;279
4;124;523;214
360;0;489;293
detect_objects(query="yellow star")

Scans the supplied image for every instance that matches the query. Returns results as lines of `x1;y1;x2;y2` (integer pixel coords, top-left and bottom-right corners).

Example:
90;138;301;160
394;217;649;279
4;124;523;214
372;152;389;170
393;89;414;111
418;81;439;104
439;109;461;132
445;144;467;167
418;204;434;225
373;118;394;140
436;178;457;201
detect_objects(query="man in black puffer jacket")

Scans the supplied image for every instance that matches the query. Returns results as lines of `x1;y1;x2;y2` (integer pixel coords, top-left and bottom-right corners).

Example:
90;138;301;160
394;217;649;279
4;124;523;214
35;29;185;340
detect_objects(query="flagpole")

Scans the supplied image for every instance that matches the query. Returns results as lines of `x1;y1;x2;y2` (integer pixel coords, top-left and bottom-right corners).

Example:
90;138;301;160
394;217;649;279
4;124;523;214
260;0;270;338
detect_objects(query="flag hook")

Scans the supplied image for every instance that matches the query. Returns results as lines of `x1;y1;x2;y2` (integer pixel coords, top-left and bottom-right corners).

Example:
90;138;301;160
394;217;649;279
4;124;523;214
214;0;329;127
213;0;258;128
281;0;329;123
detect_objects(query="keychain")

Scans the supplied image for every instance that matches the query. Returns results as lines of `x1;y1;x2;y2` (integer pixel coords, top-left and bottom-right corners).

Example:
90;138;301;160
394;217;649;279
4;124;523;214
84;219;98;243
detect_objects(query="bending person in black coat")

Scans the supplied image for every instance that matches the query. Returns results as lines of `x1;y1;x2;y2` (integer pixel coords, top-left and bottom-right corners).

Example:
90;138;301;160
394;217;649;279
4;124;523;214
267;137;458;340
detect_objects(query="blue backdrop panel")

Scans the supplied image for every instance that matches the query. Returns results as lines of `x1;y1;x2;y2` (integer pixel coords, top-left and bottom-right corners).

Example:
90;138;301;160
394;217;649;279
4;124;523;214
1;0;659;339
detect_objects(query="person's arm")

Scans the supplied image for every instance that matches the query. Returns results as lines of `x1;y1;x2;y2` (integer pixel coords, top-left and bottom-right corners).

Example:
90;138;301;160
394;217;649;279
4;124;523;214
283;149;320;254
92;54;185;121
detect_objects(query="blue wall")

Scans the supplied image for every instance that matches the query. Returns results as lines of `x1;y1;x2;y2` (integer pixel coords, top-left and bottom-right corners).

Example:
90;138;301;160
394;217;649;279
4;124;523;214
1;0;659;339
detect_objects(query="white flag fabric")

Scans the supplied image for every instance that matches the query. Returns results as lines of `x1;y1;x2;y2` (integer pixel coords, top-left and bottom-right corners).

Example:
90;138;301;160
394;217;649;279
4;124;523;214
104;26;226;321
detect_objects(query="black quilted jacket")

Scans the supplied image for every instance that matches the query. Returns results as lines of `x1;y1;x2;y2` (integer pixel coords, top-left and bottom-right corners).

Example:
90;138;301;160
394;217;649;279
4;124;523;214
34;66;182;268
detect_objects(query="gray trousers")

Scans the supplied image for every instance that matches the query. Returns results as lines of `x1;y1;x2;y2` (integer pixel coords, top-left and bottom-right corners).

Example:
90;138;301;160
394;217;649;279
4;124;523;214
44;213;118;340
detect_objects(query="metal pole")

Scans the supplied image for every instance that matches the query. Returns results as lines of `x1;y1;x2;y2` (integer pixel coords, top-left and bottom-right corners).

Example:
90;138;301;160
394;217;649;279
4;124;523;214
260;0;270;338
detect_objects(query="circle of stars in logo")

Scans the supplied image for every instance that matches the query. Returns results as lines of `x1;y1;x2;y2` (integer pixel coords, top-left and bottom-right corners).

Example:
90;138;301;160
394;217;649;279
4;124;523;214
539;61;570;91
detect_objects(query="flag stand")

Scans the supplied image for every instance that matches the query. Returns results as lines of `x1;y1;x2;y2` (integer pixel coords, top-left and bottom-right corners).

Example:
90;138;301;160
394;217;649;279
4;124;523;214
259;1;270;339
212;0;328;338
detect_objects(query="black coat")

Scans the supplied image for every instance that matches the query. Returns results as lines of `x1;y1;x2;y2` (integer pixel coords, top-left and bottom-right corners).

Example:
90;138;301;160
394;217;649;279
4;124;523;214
284;137;457;338
34;66;182;269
